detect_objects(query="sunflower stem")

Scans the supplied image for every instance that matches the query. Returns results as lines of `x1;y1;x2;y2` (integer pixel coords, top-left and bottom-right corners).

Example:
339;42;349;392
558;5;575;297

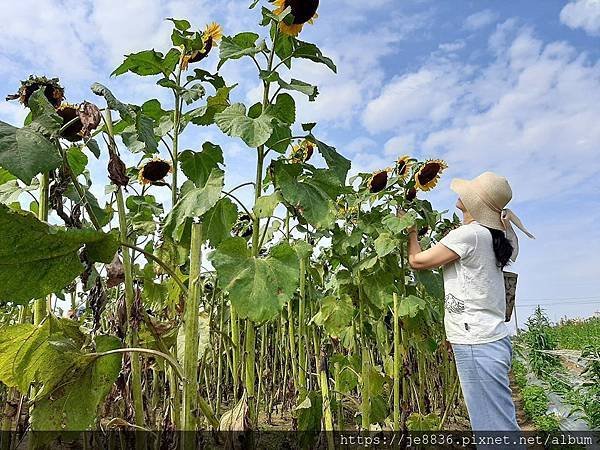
171;63;184;208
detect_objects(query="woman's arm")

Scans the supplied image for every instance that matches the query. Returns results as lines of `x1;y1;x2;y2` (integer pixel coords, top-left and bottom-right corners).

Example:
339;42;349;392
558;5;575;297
406;229;459;270
397;208;460;270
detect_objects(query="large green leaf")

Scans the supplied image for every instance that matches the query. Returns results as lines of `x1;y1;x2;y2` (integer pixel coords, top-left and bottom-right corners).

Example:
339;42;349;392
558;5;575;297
214;103;273;148
382;211;416;234
163;168;224;242
253;191;282;219
209;237;299;323
91;83;135;120
415;270;444;300
293;40;337;73
0;316;84;395
186;84;236;127
218;32;262;67
111;49;180;77
202;197;238;248
27;88;62;136
374;232;397;258
311;294;354;337
267;93;295;125
272;161;337;229
260;71;319;101
0;204;119;303
311;137;351;184
30;334;121;434
0;121;62;183
397;295;427;318
180;142;223;188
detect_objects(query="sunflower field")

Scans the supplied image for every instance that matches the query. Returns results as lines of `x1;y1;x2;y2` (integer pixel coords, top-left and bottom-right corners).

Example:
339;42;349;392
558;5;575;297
0;1;471;448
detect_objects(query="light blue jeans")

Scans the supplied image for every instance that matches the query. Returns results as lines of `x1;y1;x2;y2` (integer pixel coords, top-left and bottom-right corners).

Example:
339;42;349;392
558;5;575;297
452;335;525;449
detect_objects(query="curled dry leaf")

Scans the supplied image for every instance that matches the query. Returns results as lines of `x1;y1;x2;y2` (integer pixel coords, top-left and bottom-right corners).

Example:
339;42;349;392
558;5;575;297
106;254;125;288
108;151;129;187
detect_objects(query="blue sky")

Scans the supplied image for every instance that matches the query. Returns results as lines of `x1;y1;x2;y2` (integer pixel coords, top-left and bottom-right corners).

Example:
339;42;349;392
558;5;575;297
0;0;599;324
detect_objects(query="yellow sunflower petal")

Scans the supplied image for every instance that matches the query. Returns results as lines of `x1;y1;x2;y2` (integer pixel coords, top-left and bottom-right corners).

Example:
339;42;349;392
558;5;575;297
414;159;448;191
203;22;223;44
279;22;304;37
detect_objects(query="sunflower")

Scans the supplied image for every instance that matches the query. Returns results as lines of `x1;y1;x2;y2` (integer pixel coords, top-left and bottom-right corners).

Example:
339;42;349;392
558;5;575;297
414;159;448;191
368;170;389;193
395;155;413;179
6;75;64;109
273;0;319;36
405;187;417;201
138;159;173;185
57;103;83;142
290;140;314;163
181;22;223;69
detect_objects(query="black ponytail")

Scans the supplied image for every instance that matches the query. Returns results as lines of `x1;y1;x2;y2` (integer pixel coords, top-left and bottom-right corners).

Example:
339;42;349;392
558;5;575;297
483;226;513;268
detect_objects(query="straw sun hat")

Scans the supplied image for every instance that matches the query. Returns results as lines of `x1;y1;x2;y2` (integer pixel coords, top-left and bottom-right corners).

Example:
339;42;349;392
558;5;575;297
450;171;535;262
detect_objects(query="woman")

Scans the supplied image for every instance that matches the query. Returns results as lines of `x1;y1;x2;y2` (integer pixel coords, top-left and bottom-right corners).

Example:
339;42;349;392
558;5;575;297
399;171;535;433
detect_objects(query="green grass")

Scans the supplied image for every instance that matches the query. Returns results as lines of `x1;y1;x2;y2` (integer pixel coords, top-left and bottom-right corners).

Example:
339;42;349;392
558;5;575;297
551;316;600;350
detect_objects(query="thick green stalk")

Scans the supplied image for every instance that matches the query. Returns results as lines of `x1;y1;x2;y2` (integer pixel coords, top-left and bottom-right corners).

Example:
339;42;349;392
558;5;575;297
33;172;50;324
116;186;145;433
334;362;344;430
171;64;183;208
215;292;225;415
361;347;371;430
181;223;203;436
287;302;298;393
320;356;334;450
298;257;307;394
393;292;400;431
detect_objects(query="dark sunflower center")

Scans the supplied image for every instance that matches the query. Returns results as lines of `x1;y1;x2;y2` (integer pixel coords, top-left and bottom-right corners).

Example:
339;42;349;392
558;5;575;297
418;163;441;185
397;160;407;175
369;171;388;192
286;0;319;24
143;161;171;182
57;106;83;137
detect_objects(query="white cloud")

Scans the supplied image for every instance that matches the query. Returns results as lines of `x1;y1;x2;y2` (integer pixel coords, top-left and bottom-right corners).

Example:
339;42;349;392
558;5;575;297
383;134;416;156
463;9;498;31
363;20;600;205
438;40;466;52
560;0;600;36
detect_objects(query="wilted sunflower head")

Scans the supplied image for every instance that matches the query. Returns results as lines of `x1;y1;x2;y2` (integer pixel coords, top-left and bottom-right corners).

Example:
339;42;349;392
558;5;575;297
368;170;389;193
290;140;314;163
56;101;101;142
273;0;319;36
395;155;413;178
138;159;172;185
414;159;448;191
57;103;83;142
6;75;64;109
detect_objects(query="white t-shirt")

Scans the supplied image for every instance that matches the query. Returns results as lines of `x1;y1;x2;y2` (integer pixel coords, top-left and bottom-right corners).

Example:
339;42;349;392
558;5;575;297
439;221;509;344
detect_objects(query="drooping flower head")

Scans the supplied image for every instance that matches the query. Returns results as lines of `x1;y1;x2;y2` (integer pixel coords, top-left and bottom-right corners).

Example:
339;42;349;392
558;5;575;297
414;159;448;191
273;0;319;36
368;169;389;193
406;187;417;201
56;101;102;142
6;75;64;108
395;155;413;179
290;140;314;163
182;22;223;69
138;159;173;185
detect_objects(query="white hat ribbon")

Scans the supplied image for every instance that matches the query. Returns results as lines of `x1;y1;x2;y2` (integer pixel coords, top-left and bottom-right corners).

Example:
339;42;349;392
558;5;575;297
500;208;535;262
